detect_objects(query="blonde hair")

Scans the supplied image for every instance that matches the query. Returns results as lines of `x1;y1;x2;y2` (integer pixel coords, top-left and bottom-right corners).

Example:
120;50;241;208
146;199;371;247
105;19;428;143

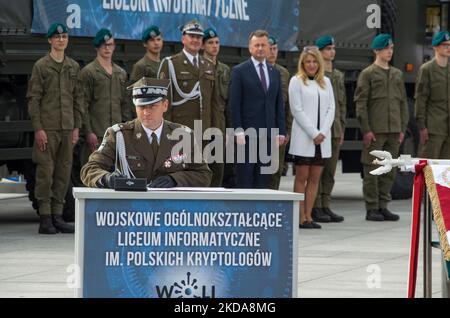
296;46;326;89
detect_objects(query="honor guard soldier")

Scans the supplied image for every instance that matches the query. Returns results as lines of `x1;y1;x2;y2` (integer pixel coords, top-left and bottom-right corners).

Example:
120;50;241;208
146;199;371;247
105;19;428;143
312;35;346;223
157;20;217;133
202;27;230;187
78;29;132;168
354;34;409;222
27;23;81;234
81;78;212;188
415;31;450;159
267;35;292;190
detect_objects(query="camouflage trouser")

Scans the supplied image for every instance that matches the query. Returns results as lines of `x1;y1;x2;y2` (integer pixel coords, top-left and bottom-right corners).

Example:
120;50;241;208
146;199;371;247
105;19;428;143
268;143;286;190
361;133;400;211
314;138;340;208
32;130;73;215
419;134;450;159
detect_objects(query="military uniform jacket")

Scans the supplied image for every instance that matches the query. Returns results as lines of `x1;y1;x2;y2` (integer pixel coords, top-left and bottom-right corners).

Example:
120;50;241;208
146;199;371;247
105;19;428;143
158;51;216;131
80;119;212;188
130;55;161;82
415;58;450;136
80;59;131;137
326;68;347;138
211;59;230;132
354;64;408;134
27;53;83;131
274;63;293;136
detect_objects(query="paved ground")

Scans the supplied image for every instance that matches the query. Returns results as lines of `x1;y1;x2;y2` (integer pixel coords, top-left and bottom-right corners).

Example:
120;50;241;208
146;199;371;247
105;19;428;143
0;162;447;298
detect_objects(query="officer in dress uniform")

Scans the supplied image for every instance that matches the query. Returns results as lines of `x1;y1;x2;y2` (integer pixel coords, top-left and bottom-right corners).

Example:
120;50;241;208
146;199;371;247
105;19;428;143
157;20;217;133
354;34;409;222
415;31;450;159
27;23;80;234
311;35;346;223
80;78;212;188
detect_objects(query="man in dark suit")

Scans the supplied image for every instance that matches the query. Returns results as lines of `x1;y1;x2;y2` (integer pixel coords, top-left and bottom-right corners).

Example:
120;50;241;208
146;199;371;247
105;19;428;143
229;30;286;188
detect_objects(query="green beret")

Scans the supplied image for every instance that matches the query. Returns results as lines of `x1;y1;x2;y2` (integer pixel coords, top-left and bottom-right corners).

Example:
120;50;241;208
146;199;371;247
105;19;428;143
432;31;450;47
142;25;161;42
315;35;334;50
371;33;393;50
203;28;218;41
93;28;113;48
268;36;277;46
46;23;68;38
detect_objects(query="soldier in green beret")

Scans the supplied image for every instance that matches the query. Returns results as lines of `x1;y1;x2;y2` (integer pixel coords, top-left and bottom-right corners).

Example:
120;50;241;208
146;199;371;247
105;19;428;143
27;22;81;234
130;25;163;82
354;34;409;222
415;31;450;159
202;27;230;187
266;35;292;191
157;20;217;134
78;29;132;169
81;78;212;188
311;35;346;223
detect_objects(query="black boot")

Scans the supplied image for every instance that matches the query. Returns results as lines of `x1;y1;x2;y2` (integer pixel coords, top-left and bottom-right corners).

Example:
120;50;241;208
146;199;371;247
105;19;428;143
52;215;75;233
379;208;400;221
312;208;331;223
365;209;384;221
39;215;57;234
323;207;344;222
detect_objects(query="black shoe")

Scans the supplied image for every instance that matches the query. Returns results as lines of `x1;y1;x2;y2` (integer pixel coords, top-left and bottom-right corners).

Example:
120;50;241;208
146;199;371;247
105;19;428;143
310;221;322;229
379;208;400;221
299;221;314;229
52;215;75;233
39;215;57;234
312;208;331;223
323;207;344;222
365;209;384;221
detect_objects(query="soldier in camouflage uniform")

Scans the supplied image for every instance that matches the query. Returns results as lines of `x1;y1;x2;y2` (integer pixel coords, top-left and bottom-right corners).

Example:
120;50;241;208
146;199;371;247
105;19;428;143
27;23;80;234
81;78;211;188
354;34;409;222
78;29;131;167
267;36;292;190
129;25;164;118
415;31;450;159
312;35;346;223
202;27;230;187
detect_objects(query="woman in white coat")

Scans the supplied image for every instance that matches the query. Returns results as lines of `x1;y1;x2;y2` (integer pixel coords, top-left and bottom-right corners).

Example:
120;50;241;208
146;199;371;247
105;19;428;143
289;46;335;229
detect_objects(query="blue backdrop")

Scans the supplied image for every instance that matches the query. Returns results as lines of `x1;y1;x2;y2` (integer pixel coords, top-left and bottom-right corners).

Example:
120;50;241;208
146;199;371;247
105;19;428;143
82;198;294;298
31;0;300;51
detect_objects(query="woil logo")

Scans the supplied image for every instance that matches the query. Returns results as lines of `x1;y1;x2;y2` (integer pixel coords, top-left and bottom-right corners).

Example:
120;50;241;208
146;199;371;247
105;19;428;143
155;272;216;298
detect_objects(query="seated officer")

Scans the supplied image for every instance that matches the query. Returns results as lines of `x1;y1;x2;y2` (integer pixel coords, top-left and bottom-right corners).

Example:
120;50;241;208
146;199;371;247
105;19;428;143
80;78;212;188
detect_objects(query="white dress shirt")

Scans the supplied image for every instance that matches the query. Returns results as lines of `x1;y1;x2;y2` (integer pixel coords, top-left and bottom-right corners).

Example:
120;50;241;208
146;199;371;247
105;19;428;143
251;56;270;90
142;121;164;145
183;49;200;67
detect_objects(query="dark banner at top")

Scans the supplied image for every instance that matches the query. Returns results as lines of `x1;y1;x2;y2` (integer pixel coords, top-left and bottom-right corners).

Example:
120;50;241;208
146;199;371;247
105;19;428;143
31;0;300;51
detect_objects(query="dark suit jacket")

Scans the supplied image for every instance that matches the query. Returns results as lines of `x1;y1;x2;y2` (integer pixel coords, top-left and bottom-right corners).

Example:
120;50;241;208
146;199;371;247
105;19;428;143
229;58;286;137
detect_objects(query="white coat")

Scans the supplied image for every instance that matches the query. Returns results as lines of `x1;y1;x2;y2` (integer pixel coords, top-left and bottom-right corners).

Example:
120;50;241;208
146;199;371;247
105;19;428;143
288;75;335;158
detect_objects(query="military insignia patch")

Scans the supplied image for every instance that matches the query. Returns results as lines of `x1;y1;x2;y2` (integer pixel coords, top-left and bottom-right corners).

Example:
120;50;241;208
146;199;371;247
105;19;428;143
57;25;63;34
446;33;450;41
150;31;157;38
164;160;172;168
209;30;215;37
104;34;110;42
136;133;142;139
184;60;188;65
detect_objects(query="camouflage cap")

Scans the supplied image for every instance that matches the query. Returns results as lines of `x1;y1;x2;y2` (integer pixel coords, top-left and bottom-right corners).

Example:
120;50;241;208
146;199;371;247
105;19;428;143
203;28;218;42
93;28;113;48
127;77;171;106
142;25;162;42
315;35;335;50
181;20;204;36
432;31;450;47
371;33;393;50
46;23;68;38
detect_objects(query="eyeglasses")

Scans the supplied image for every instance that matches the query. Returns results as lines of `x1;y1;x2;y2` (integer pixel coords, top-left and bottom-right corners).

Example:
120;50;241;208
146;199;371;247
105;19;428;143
440;44;450;49
100;43;116;49
52;34;68;41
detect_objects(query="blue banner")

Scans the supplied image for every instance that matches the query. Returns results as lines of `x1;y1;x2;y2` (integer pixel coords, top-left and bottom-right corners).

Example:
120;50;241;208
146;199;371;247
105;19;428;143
82;198;295;298
32;0;300;51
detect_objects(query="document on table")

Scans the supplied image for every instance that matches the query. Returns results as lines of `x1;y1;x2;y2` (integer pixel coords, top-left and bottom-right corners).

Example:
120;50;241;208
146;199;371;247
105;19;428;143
146;187;233;192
